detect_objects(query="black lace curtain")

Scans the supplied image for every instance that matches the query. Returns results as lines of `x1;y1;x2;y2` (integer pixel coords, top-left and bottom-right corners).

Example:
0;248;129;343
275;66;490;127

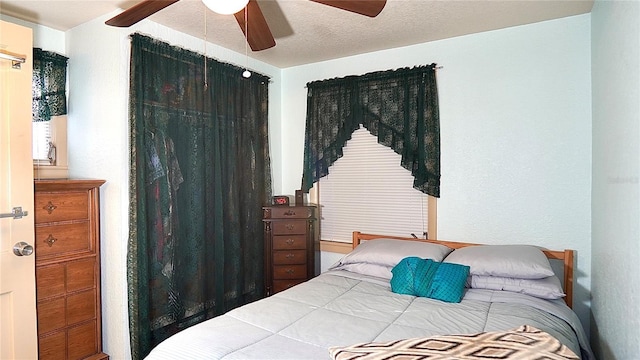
32;48;68;122
302;65;440;197
128;34;272;359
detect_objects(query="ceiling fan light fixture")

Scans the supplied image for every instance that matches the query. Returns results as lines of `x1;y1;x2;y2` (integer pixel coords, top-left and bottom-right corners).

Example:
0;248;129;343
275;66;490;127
202;0;249;15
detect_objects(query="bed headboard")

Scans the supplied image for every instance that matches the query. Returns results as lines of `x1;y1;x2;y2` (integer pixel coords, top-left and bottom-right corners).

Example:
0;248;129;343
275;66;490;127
352;231;575;309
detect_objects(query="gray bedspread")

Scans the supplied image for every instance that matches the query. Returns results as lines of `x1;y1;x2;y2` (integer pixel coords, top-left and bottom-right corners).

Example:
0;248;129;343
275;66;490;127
146;270;594;360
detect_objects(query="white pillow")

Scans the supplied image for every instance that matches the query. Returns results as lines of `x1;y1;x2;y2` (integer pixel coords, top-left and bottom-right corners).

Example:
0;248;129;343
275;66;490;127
331;263;393;280
469;275;565;299
443;245;554;279
328;238;453;276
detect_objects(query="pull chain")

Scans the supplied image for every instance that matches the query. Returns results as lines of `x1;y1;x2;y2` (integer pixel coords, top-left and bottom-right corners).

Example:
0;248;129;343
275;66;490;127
242;5;251;78
203;8;208;90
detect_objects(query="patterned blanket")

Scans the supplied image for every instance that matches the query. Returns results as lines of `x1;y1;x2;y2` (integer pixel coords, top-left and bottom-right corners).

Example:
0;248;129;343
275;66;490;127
329;325;580;360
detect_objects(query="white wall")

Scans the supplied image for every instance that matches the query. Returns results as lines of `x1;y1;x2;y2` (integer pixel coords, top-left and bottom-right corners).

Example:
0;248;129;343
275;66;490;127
590;0;640;358
5;10;597;358
282;15;593;333
65;13;281;359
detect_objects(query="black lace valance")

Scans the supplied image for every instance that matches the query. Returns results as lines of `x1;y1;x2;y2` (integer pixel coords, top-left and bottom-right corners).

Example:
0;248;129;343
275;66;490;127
32;48;68;122
301;64;441;197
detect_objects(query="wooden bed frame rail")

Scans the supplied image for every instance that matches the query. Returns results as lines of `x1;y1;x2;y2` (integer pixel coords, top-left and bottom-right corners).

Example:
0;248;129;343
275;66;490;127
352;231;575;309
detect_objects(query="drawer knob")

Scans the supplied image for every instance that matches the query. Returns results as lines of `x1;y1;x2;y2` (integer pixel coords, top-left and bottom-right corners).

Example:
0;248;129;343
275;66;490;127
285;238;294;245
283;210;296;216
285;268;295;274
45;234;58;247
285;224;294;231
285;253;295;259
43;201;57;214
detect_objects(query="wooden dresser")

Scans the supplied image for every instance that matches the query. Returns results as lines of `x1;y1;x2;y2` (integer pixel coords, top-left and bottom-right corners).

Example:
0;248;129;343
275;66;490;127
34;179;108;360
263;205;319;296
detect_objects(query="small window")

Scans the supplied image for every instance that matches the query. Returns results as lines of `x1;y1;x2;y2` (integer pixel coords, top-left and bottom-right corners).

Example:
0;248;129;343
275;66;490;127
32;115;68;179
31;48;68;179
315;125;436;243
32;119;53;164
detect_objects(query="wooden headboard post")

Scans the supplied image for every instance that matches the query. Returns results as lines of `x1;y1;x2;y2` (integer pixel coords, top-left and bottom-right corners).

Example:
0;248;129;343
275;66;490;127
352;231;575;309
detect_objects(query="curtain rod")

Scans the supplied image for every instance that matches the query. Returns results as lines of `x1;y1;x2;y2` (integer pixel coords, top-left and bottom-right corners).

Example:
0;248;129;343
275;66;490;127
0;49;26;69
304;64;443;88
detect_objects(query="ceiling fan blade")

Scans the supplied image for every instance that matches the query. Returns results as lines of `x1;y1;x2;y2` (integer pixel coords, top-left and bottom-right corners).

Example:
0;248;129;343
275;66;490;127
311;0;386;17
105;0;180;27
234;0;276;51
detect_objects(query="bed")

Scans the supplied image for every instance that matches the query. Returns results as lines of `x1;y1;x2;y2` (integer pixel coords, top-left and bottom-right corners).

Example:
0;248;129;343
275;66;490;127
145;231;594;360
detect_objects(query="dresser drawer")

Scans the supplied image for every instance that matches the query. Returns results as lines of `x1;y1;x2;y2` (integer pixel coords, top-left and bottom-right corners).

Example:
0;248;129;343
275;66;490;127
38;297;66;335
272;235;306;250
273;264;307;280
68;320;98;359
36;264;66;300
36;259;96;301
66;258;96;293
268;207;314;219
67;289;96;326
34;192;88;224
38;331;66;360
272;220;307;235
35;222;92;260
37;289;97;335
273;249;307;265
273;279;305;293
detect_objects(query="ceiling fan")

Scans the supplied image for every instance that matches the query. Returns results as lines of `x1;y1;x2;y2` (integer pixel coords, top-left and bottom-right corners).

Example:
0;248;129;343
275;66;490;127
105;0;387;51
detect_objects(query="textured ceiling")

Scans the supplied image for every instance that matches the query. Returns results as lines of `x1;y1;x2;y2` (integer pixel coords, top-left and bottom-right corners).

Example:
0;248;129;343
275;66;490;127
0;0;594;68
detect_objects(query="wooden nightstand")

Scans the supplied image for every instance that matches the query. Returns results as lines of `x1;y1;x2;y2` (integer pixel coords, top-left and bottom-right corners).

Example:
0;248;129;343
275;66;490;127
263;205;319;295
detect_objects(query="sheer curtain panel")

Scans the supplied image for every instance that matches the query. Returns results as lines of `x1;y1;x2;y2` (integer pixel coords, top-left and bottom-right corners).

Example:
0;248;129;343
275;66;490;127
127;34;272;359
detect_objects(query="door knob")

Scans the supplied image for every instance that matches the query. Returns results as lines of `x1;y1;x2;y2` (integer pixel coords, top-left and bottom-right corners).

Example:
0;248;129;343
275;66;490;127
13;242;34;256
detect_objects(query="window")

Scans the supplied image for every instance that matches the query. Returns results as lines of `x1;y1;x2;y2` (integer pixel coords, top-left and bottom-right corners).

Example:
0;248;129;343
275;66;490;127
32;115;67;179
32;119;52;164
32;48;68;179
315;125;436;244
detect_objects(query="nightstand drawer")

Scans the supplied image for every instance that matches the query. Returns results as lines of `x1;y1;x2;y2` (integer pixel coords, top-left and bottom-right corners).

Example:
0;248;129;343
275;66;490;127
34;191;88;224
273;249;306;265
35;222;92;261
273;279;305;293
273;265;307;279
273;235;306;250
269;207;314;219
272;220;307;235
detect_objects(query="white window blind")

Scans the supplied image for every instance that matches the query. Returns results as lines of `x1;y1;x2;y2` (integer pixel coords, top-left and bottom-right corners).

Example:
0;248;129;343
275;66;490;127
318;125;428;243
32;120;52;162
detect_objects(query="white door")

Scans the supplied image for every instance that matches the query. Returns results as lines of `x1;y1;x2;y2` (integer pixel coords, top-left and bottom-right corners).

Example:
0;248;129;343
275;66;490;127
0;20;38;359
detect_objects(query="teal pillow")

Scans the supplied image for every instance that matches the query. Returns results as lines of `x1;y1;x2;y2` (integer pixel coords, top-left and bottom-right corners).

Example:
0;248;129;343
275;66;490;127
390;257;470;303
411;258;439;298
428;261;470;303
390;257;421;295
